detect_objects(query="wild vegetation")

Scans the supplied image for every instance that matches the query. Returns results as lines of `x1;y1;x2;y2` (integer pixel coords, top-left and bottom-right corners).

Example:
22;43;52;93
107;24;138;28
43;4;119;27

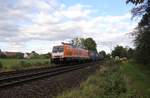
0;49;52;71
111;45;135;59
121;61;150;96
127;0;150;65
0;59;51;71
0;50;51;59
56;60;150;98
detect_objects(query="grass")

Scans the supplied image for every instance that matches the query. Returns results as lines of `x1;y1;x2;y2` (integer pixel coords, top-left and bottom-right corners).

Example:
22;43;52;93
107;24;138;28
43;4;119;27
0;58;51;71
120;61;150;97
56;61;139;98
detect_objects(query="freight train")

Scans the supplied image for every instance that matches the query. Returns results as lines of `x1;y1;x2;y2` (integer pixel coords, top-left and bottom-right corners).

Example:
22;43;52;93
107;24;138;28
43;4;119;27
51;42;103;64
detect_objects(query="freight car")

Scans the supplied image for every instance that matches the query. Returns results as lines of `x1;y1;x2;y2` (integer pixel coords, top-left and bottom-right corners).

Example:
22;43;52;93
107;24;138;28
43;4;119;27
51;42;101;64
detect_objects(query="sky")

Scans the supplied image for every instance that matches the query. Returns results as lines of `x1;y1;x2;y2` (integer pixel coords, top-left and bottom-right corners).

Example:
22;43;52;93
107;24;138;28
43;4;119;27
0;0;139;53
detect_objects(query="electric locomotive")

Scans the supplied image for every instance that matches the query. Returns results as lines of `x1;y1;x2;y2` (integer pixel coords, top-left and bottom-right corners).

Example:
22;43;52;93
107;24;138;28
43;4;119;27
51;42;102;64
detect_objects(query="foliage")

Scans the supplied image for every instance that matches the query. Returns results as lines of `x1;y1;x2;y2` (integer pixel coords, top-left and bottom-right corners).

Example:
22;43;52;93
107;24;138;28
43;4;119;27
127;48;135;58
11;60;50;70
126;0;145;5
105;53;112;60
0;59;51;71
111;45;128;58
16;52;24;59
30;51;39;59
134;27;150;64
19;61;32;68
56;63;138;98
99;50;106;58
127;0;147;17
0;53;7;58
71;37;85;48
38;53;51;59
70;37;97;51
19;60;50;69
120;62;150;96
83;38;97;51
127;0;150;65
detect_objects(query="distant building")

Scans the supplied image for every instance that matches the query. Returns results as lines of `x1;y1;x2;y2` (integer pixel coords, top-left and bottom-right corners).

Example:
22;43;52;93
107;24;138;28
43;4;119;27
0;50;25;58
4;52;18;57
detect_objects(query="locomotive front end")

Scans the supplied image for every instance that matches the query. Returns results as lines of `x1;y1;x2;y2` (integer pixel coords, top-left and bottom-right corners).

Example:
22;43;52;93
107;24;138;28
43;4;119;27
51;45;64;63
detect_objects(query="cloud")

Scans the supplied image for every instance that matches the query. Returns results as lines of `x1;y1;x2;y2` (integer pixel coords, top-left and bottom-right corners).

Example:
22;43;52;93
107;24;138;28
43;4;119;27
58;4;91;19
0;0;138;53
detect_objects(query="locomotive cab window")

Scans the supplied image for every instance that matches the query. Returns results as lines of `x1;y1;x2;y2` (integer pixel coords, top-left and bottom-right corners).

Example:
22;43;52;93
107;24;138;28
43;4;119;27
52;46;64;53
59;46;64;52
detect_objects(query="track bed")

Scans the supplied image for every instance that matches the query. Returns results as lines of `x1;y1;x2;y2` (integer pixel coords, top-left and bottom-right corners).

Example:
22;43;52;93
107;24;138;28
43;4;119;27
0;62;102;98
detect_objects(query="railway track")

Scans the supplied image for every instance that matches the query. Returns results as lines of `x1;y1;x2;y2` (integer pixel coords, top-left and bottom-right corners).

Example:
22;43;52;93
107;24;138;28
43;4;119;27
0;62;95;88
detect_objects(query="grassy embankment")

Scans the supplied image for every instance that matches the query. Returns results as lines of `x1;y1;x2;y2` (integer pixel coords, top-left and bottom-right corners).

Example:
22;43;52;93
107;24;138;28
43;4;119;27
0;58;51;71
120;61;150;97
56;60;150;98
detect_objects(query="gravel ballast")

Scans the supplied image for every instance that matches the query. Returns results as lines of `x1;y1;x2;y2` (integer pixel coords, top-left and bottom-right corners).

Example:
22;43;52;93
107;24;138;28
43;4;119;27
0;63;101;98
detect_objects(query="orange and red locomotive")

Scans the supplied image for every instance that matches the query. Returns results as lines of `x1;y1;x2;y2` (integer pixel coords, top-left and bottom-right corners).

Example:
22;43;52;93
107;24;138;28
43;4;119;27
51;42;101;63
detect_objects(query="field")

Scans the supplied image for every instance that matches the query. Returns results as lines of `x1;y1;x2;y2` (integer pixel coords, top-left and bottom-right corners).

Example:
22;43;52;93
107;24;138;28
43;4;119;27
56;61;150;98
0;58;51;71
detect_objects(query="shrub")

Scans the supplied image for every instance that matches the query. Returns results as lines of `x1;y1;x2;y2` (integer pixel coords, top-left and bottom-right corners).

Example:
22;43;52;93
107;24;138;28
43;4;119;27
103;69;126;96
56;63;137;98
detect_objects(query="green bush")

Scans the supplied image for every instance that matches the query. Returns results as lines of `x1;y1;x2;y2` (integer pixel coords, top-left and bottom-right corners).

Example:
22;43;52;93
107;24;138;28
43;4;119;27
103;69;126;96
56;64;137;98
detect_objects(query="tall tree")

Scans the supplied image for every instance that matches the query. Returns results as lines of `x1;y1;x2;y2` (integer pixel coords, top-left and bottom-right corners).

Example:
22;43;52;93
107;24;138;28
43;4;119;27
127;0;150;64
71;37;85;48
99;50;106;58
83;38;97;51
127;48;135;58
111;45;128;58
126;0;144;4
70;37;97;51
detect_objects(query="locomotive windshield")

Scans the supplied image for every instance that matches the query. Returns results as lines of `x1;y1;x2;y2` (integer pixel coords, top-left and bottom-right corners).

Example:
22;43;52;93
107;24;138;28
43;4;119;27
52;46;64;53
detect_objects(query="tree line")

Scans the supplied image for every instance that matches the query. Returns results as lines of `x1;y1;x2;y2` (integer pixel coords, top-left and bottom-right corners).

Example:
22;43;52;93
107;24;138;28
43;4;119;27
126;0;150;65
71;37;97;51
0;50;51;59
70;37;135;59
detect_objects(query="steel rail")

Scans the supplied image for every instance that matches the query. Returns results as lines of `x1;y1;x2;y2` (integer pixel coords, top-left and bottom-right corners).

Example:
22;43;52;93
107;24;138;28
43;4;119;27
0;63;93;88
